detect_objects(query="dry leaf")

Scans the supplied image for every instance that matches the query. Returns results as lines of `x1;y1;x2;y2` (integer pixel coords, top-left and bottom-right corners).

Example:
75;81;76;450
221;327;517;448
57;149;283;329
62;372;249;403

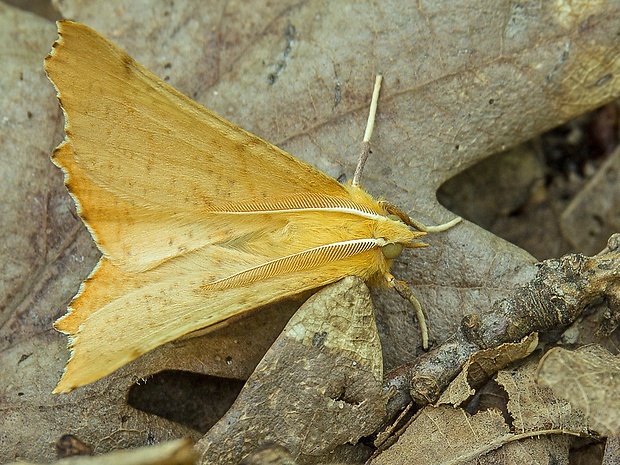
372;405;574;464
438;333;539;406
497;357;590;435
196;277;386;464
439;144;546;231
603;436;620;465
6;438;197;465
561;147;620;255
537;344;620;437
370;405;514;465
239;445;297;465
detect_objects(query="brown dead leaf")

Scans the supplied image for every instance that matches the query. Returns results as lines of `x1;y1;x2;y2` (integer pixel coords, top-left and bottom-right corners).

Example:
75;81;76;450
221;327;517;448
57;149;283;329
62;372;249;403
239;445;297;465
370;404;572;465
561;146;620;255
497;356;590;435
196;277;386;464
2;0;620;462
438;333;539;406
6;438;197;465
438;144;546;232
370;406;510;464
537;344;620;437
604;436;620;465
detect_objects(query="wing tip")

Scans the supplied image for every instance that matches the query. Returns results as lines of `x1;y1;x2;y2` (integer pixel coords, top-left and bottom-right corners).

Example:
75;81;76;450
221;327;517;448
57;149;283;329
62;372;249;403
53;375;75;394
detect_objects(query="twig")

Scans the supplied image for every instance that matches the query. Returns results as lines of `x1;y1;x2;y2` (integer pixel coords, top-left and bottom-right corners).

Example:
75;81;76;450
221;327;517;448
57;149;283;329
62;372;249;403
383;234;620;417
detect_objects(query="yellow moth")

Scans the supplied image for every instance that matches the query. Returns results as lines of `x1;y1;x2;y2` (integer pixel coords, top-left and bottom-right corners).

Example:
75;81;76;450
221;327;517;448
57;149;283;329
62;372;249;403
46;21;460;394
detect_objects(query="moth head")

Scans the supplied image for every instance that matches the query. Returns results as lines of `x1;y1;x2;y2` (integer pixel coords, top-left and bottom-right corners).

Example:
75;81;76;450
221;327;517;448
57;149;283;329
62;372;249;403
377;214;428;259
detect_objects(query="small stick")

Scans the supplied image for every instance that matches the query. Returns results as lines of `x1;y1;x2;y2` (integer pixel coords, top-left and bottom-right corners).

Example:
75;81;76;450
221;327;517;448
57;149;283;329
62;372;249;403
352;75;383;187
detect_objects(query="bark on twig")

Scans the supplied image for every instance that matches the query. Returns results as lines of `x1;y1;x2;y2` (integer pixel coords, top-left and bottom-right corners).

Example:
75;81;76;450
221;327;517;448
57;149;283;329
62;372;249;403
384;234;620;416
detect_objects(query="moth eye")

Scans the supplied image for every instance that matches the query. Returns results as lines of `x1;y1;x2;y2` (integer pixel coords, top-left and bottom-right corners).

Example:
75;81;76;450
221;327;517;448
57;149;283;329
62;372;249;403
381;242;403;259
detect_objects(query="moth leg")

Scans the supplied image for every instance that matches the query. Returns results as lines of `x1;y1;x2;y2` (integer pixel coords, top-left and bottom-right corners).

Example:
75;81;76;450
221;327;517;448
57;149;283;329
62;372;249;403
352;75;383;187
386;273;429;350
380;200;462;233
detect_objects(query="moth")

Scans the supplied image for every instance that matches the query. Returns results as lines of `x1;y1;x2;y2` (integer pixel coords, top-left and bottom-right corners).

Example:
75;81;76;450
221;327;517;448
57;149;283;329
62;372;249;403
46;20;460;393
